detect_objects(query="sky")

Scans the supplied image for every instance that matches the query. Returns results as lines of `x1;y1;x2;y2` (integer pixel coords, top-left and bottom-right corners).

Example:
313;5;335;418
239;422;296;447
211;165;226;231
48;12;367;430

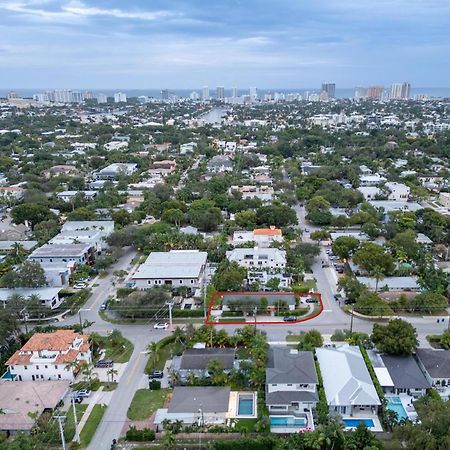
0;0;449;89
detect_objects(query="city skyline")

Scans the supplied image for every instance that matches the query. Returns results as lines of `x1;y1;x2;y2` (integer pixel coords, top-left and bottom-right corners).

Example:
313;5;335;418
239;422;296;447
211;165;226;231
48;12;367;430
0;0;449;88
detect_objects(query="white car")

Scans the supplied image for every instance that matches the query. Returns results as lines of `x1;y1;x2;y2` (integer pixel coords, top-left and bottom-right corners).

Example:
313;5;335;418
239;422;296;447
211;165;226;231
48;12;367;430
153;322;168;330
73;282;87;289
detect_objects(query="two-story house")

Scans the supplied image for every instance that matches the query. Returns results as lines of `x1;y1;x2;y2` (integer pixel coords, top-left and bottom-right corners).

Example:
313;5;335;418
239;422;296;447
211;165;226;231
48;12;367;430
232;227;283;247
266;348;318;432
226;247;286;270
5;330;91;381
28;243;96;268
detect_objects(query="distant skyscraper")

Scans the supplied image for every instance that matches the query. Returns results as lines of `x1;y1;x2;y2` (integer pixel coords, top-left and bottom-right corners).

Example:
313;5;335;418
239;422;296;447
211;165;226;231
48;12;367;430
190;91;200;100
96;93;108;104
216;86;225;100
354;86;368;100
249;87;258;101
390;83;403;100
401;82;411;100
7;91;18;100
114;92;127;103
321;82;336;99
160;89;169;100
366;86;384;100
54;90;72;103
231;87;238;98
71;91;83;103
202;86;210;101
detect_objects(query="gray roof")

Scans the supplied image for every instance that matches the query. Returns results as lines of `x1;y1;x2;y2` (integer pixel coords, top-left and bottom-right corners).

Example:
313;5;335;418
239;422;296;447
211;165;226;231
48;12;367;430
266;348;318;384
416;349;450;378
368;200;422;213
381;355;431;389
0;287;61;301
357;276;419;290
180;348;235;370
168;387;230;414
0;241;38;252
29;243;91;258
133;250;207;280
266;390;318;405
316;346;380;407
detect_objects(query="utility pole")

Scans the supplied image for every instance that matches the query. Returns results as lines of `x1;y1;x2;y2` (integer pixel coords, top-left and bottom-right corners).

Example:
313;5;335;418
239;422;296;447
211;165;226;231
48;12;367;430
254;306;258;333
78;311;83;333
350;304;354;335
167;302;174;329
71;396;80;444
54;415;67;450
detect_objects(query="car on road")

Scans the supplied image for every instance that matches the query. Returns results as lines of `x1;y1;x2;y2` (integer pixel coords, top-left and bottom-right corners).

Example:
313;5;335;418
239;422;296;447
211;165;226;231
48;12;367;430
321;263;330;268
75;389;92;398
100;302;108;311
283;316;297;322
149;370;164;379
94;359;113;368
73;396;84;404
73;282;87;289
153;322;168;329
304;228;310;232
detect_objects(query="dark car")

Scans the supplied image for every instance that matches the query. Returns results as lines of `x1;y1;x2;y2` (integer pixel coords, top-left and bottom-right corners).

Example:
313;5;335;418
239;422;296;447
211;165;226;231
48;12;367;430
344;299;356;305
334;294;342;301
73;396;84;404
283;316;297;322
305;297;318;304
149;371;164;379
94;359;114;368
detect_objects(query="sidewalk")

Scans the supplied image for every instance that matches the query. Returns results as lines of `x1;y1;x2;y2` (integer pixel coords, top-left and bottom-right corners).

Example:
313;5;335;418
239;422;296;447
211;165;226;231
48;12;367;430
74;386;105;441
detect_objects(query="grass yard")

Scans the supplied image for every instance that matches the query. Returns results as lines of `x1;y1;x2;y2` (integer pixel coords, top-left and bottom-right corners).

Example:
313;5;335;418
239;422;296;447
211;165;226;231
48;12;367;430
100;382;118;391
100;335;134;363
286;333;304;342
64;404;88;442
145;341;184;373
80;404;107;447
233;418;258;432
127;388;170;421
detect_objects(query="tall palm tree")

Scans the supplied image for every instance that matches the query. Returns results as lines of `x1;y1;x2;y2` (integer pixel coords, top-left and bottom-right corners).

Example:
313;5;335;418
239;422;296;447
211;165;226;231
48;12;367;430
371;265;385;292
65;360;80;377
107;368;118;383
82;364;94;382
172;327;186;348
89;332;103;358
147;342;159;371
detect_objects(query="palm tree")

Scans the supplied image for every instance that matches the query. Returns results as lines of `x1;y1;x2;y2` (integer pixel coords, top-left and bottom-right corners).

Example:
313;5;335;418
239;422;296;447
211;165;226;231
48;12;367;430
147;342;159;371
169;370;180;387
65;360;80;377
89;332;103;358
161;431;176;450
371;265;385;292
82;364;94;382
172;327;186;348
107;368;118;383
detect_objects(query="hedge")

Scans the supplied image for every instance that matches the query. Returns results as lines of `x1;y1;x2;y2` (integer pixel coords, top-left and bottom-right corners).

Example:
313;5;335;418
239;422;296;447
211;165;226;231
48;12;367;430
125;426;155;442
172;309;205;318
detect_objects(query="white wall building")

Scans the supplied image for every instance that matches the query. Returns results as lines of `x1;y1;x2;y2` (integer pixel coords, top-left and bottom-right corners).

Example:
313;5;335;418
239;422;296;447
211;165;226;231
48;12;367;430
226;247;286;270
385;182;410;201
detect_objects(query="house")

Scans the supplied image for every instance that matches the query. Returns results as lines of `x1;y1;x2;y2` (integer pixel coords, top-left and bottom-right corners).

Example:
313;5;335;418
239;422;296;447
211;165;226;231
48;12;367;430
229;185;274;203
357;187;381;201
266;348;318;432
0;380;70;434
369;352;430;398
440;192;450;209
96;163;138;180
171;348;236;381
368;200;422;216
415;349;450;396
315;345;381;417
0;186;25;200
356;276;420;292
56;190;97;202
0;241;38;254
44;164;80;178
29;243;96;267
154;386;257;427
226;247;286;269
206;155;233;173
153;160;177;172
57;220;114;252
247;271;292;289
0;287;62;309
384;182;410;201
180;142;197;154
5;330;91;382
132;250;208;291
359;174;387;187
232;227;283;247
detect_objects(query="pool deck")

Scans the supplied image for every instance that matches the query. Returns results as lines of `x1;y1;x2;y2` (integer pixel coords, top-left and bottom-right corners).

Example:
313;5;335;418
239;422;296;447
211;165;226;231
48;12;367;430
227;391;257;419
269;410;315;434
342;412;383;432
386;395;418;422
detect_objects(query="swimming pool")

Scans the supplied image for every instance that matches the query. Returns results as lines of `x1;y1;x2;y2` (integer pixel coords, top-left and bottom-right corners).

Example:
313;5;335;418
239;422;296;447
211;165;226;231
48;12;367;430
237;394;254;415
270;416;307;427
342;418;375;428
386;397;408;421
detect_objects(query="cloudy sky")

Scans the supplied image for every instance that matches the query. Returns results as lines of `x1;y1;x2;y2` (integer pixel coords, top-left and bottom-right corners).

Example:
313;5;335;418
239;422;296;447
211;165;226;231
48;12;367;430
0;0;449;89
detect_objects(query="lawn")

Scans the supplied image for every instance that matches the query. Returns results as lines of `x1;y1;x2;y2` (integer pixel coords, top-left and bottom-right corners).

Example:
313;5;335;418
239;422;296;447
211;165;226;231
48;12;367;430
64;404;88;442
233;418;258;432
286;333;303;342
100;335;134;363
80;404;107;447
145;340;184;373
127;389;170;421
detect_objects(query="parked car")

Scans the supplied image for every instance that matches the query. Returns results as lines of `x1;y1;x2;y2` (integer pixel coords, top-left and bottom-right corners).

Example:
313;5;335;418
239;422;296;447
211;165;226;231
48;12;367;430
149;370;164;379
334;294;342;301
305;297;318;304
153;322;168;330
94;359;113;368
344;299;356;305
283;316;297;322
100;302;108;311
75;389;92;398
73;396;84;404
73;282;87;289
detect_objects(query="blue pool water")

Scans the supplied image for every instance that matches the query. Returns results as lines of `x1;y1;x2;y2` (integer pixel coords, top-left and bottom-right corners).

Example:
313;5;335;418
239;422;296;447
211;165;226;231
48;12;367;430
237;396;254;415
386;397;408;421
342;418;375;428
270;416;307;427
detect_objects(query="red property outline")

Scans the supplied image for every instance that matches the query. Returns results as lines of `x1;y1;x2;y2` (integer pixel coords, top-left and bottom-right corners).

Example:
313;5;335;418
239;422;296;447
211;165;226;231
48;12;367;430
205;291;323;326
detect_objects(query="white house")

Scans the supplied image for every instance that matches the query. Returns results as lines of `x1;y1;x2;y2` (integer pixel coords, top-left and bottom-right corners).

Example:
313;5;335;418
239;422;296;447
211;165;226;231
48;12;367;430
359;174;387;187
29;243;95;267
132;250;208;291
384;182;410;201
232;227;283;247
266;348;318;432
226;247;286;270
96;163;138;180
5;330;91;382
316;345;381;417
0;287;62;309
56;191;97;202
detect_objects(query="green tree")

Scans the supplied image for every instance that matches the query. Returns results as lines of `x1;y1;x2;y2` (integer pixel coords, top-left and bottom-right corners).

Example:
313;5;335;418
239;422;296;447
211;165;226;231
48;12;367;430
371;319;418;355
409;291;448;314
147;342;159;371
297;330;324;351
310;230;331;245
212;261;247;292
11;204;57;229
353;242;395;276
0;261;47;288
161;208;184;227
332;236;360;260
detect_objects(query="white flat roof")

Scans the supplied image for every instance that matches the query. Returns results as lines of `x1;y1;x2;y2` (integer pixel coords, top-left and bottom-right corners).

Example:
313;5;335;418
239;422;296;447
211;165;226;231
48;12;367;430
374;367;395;387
